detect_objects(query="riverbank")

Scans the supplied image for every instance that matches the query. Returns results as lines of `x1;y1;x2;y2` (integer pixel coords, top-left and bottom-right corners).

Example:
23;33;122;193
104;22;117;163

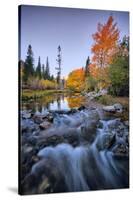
21;89;129;121
84;95;129;121
21;89;70;101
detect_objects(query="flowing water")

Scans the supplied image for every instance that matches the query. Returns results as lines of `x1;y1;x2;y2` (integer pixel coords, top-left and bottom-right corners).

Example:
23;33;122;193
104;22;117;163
21;94;129;194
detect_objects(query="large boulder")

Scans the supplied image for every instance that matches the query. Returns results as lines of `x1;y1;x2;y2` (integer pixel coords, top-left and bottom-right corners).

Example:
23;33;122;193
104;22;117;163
103;103;123;113
114;103;123;113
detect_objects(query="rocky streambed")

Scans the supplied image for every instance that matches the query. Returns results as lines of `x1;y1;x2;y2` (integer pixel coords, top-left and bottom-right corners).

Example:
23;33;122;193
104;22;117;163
20;105;129;195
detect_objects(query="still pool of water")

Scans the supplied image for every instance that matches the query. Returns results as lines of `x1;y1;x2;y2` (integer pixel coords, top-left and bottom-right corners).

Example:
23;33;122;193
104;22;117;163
22;93;86;113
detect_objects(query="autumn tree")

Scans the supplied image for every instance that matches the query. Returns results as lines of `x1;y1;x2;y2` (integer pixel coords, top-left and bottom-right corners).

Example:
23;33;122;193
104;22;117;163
66;68;85;92
91;16;119;68
19;60;25;83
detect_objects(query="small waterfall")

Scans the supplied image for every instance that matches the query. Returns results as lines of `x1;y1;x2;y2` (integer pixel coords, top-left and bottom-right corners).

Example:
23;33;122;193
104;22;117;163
28;140;128;194
21;109;129;194
36;144;90;192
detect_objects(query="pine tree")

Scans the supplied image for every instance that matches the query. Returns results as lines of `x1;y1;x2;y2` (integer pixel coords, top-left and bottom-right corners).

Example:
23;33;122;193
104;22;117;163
42;64;45;79
45;56;50;79
50;75;54;81
109;36;129;96
36;56;42;79
23;44;34;82
85;56;90;77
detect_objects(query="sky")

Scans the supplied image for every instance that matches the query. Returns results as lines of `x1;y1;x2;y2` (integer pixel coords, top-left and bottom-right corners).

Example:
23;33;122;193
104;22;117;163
20;5;129;78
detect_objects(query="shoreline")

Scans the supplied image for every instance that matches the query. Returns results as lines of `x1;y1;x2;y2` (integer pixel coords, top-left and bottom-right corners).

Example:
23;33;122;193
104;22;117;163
21;89;129;121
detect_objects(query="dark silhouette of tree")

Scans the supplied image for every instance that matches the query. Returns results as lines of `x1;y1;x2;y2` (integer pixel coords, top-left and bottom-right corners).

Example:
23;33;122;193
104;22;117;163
42;64;45;79
45;56;50;80
23;44;34;82
85;56;90;77
55;45;62;89
50;75;54;81
36;56;42;79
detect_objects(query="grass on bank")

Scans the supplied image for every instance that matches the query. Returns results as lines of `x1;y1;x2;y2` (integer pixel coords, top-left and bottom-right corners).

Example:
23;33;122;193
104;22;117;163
21;89;69;101
96;94;129;121
96;94;129;107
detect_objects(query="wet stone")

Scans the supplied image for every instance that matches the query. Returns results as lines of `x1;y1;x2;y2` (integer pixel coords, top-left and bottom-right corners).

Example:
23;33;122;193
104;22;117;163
39;121;51;130
124;121;129;127
112;143;129;156
21;119;37;133
22;113;31;119
33;116;44;124
96;133;116;151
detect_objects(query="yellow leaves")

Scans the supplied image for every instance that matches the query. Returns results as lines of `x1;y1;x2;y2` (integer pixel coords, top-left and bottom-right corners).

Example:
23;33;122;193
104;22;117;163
39;79;57;89
90;65;111;89
66;68;85;92
28;77;57;90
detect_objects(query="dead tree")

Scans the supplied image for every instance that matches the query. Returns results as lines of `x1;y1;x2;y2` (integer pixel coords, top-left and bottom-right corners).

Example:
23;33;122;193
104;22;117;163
55;45;62;89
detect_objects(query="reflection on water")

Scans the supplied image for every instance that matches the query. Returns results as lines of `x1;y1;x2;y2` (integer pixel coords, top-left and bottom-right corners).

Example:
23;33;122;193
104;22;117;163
21;93;85;112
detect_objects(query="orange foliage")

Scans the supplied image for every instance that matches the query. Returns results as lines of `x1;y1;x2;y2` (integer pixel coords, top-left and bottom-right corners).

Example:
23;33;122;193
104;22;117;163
67;96;85;108
89;64;111;89
66;68;85;92
89;63;97;78
91;16;119;68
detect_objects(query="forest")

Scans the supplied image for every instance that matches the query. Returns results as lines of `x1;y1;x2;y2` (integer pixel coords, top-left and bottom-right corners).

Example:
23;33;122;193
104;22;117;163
20;16;129;100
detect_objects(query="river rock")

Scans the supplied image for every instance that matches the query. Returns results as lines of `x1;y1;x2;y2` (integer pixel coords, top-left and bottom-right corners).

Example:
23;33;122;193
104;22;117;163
80;121;97;141
124;120;129;127
27;136;37;146
78;106;86;111
107;118;121;129
22;112;31;119
21;144;34;163
69;108;78;114
96;132;116;151
103;103;123;113
87;110;100;122
114;103;123;113
21;119;38;133
33;115;44;124
112;143;128;156
103;105;116;113
46;114;54;122
50;109;77;115
85;89;107;99
24;146;33;154
97;120;104;129
39;121;51;130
